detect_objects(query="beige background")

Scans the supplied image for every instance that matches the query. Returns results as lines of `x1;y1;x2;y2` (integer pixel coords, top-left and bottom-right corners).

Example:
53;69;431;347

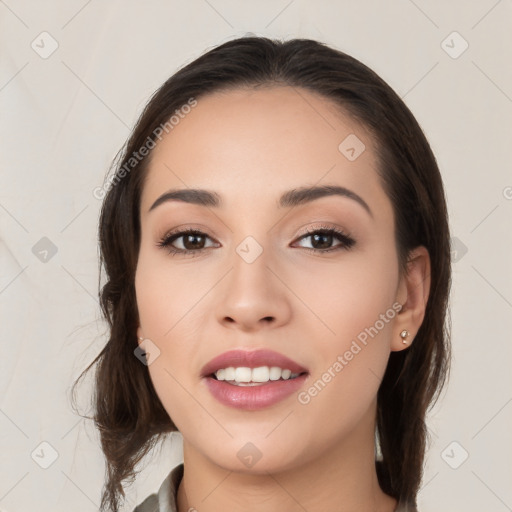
1;1;511;511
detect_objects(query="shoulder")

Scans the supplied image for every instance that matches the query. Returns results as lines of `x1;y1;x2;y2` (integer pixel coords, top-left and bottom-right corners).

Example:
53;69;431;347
132;493;159;512
131;463;184;512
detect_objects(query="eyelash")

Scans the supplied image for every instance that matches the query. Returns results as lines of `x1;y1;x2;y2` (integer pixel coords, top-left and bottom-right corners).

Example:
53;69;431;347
156;224;356;258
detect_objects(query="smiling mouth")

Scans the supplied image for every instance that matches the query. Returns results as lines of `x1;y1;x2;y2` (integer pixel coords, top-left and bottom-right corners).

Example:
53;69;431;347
209;366;308;386
203;355;310;409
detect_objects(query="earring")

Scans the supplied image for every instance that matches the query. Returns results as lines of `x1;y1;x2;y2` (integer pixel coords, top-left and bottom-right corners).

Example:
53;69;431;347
138;336;144;341
400;330;409;344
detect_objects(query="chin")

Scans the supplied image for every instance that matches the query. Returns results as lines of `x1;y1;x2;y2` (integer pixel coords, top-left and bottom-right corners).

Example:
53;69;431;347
200;439;301;475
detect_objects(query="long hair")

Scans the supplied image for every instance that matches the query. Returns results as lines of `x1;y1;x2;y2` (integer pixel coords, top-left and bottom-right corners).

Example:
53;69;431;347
72;36;451;511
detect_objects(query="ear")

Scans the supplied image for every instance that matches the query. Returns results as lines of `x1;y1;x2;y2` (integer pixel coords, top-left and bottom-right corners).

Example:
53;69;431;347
392;246;431;352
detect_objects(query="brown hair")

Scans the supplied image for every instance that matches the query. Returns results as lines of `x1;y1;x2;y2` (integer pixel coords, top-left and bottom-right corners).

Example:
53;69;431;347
72;36;451;511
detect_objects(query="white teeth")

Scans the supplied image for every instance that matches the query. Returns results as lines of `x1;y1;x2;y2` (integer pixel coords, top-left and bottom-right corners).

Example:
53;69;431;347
213;366;301;383
252;366;269;382
269;367;282;381
234;367;252;383
224;367;235;380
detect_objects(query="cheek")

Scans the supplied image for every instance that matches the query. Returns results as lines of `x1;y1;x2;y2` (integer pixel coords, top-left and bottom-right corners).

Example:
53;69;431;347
290;246;399;421
134;251;214;424
135;269;198;431
135;245;214;341
289;243;399;350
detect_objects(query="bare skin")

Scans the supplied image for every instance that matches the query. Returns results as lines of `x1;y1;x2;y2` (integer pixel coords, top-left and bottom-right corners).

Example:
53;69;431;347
135;86;430;512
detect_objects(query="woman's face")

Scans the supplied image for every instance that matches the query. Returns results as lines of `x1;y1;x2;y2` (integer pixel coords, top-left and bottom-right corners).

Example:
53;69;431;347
135;86;408;473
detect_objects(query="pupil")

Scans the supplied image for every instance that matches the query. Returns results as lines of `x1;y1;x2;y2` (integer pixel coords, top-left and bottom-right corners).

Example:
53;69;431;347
313;233;331;249
184;234;204;250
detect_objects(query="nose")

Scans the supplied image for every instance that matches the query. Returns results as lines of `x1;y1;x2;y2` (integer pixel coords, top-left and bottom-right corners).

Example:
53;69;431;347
215;248;292;333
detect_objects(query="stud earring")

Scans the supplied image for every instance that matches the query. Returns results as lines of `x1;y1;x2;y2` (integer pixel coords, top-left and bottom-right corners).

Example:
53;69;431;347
138;336;144;341
400;330;409;344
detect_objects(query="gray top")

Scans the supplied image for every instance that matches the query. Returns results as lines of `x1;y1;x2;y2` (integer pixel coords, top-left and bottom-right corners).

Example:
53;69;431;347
133;463;183;512
132;463;418;512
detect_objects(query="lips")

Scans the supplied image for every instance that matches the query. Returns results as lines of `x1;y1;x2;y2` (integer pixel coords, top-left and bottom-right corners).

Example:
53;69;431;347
200;349;308;378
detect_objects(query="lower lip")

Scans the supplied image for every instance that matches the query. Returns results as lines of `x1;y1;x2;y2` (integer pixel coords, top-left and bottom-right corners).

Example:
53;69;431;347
204;374;308;410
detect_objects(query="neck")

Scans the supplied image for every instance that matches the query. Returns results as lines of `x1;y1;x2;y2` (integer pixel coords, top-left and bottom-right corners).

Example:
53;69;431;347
176;405;397;512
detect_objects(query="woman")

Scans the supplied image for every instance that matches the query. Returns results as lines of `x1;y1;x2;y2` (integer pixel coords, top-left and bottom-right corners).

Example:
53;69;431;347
75;36;451;512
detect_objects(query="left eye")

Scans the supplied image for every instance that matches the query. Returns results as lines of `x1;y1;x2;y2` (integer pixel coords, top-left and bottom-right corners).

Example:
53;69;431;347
293;228;355;252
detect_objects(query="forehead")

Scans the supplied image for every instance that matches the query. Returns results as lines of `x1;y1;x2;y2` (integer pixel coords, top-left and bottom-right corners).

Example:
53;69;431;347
140;86;384;214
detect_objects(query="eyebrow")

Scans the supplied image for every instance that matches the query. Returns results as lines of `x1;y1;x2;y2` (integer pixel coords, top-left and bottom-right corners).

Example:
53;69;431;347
148;184;372;217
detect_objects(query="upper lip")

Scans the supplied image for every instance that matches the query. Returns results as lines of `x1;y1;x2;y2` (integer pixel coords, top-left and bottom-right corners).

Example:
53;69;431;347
200;349;309;377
